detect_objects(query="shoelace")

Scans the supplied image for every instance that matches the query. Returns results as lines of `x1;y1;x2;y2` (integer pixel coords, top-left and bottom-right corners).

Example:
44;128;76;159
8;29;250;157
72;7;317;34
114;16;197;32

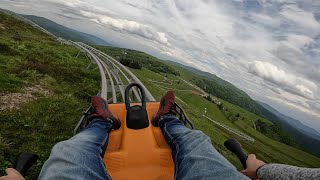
174;103;194;129
168;101;177;115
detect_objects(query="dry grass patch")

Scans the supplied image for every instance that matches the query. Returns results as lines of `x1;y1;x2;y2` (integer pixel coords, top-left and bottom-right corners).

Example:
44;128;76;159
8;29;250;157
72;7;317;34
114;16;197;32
0;85;52;111
0;23;7;30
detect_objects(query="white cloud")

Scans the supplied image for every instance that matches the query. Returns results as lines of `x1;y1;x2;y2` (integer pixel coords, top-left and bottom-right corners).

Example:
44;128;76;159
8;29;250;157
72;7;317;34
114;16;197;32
287;34;314;48
280;3;320;36
307;101;320;113
79;10;170;46
273;41;303;65
249;61;317;99
1;0;320;130
267;95;320;119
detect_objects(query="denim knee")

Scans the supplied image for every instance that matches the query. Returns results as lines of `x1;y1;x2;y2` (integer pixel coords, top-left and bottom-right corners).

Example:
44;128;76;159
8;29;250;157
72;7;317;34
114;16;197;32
51;141;73;156
186;130;211;143
52;140;86;156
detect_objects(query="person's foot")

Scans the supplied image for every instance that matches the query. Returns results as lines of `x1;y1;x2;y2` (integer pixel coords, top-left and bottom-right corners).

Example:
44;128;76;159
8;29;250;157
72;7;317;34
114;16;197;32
88;96;121;130
152;91;176;127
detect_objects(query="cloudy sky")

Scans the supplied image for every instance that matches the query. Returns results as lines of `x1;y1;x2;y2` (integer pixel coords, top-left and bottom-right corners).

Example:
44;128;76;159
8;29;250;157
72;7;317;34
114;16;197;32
1;0;320;131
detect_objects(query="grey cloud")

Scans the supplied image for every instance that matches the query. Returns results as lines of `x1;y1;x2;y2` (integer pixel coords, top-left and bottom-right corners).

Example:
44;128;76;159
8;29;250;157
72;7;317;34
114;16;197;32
53;12;82;21
270;87;281;95
248;61;317;99
307;101;320;113
273;42;303;65
1;0;320;129
125;2;157;16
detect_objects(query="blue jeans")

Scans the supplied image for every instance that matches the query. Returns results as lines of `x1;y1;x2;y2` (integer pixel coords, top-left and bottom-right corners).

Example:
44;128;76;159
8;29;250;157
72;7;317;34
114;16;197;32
38;116;249;180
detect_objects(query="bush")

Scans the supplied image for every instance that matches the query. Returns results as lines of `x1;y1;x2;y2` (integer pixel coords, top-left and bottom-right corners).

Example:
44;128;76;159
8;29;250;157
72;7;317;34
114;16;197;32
255;119;296;146
0;72;24;92
95;46;180;76
120;58;142;69
0;43;19;56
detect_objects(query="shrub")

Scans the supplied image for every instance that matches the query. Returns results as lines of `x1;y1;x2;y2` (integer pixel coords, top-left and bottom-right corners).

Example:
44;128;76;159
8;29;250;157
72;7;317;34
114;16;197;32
0;43;19;56
120;58;142;69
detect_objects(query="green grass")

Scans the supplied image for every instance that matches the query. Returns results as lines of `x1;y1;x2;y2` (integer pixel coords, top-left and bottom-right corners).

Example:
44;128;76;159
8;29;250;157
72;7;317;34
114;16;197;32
0;12;100;179
96;46;320;169
2;10;320;179
0;96;88;178
129;66;320;169
95;45;180;76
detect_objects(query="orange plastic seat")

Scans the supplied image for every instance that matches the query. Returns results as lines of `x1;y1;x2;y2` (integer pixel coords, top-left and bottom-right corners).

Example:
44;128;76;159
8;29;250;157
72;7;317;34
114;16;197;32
105;102;174;180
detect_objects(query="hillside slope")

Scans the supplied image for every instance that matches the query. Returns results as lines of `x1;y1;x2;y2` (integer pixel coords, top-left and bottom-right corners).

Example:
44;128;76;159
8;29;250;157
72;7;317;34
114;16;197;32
96;45;320;169
168;61;285;122
259;102;320;140
1;10;320;179
259;102;320;156
0;11;100;179
21;14;112;46
166;61;320;157
17;10;320;157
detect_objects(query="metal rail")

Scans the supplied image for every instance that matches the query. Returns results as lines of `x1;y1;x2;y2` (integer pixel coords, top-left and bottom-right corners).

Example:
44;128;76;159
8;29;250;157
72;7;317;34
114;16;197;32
100;60;117;103
79;43;155;101
71;42;108;100
99;53;142;102
77;42;141;103
104;62;125;101
202;115;255;142
78;43;142;102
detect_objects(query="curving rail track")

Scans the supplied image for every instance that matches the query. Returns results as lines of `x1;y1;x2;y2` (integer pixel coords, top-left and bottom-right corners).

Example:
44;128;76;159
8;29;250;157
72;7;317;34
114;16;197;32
72;42;155;103
4;9;254;142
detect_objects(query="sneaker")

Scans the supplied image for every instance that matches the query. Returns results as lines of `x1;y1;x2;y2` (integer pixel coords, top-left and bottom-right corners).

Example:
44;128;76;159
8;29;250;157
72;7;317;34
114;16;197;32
88;96;121;130
152;91;176;127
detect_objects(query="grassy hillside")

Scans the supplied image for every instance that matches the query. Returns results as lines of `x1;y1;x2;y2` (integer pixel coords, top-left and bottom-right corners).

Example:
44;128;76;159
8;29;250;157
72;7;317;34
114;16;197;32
186;70;320;156
94;46;180;76
1;10;320;179
129;67;320;168
259;102;320;157
259;101;320;140
97;46;320;169
22;15;112;46
0;12;100;179
96;45;320;157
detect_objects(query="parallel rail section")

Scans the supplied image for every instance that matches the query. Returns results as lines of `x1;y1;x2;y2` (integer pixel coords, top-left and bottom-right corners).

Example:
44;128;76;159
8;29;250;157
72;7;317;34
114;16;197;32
78;43;156;102
2;9;255;142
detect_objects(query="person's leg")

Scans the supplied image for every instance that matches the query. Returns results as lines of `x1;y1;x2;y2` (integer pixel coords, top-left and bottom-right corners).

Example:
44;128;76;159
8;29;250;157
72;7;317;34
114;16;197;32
38;119;112;180
160;115;249;180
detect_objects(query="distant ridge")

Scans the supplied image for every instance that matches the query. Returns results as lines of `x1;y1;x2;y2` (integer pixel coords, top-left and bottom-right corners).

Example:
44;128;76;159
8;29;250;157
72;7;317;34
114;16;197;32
258;101;320;140
168;60;320;157
258;101;320;157
21;14;112;46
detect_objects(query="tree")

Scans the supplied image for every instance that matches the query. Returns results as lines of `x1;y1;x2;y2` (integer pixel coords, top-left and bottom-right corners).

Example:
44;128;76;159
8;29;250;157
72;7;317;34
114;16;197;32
120;58;141;69
217;103;224;110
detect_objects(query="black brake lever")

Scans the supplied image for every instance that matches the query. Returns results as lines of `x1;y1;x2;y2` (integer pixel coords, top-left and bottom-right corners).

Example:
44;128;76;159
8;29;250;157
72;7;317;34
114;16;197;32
13;152;39;177
224;138;247;169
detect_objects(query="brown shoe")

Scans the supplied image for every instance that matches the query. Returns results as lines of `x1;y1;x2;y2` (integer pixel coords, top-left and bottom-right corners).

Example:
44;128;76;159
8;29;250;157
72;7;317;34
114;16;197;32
152;91;176;127
88;96;121;130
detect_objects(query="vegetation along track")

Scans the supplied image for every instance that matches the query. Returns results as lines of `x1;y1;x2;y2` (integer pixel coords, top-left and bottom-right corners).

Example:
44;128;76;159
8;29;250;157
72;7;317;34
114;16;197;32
8;9;256;145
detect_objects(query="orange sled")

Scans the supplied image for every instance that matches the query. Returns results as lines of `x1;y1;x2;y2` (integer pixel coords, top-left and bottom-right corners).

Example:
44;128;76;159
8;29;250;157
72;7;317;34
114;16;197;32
105;101;174;179
74;83;194;179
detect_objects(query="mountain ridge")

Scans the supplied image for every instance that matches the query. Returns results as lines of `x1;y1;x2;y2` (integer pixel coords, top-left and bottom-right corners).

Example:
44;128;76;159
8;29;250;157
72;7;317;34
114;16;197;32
21;14;112;46
15;12;320;157
167;60;320;157
258;101;320;140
